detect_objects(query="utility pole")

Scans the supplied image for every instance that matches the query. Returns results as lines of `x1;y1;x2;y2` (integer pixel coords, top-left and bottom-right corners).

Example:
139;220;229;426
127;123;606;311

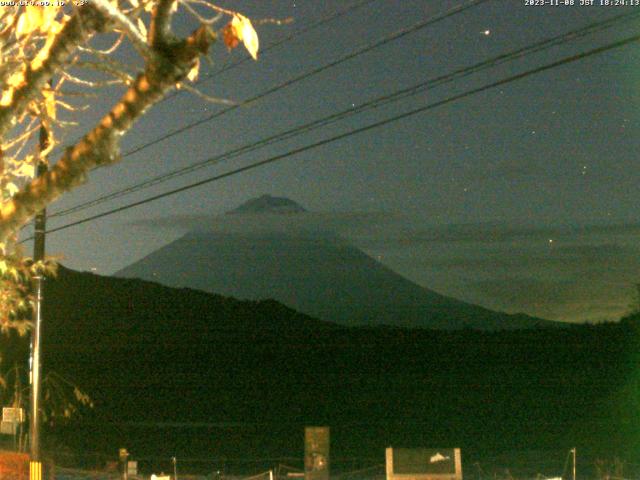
29;120;49;480
571;448;576;480
119;448;129;480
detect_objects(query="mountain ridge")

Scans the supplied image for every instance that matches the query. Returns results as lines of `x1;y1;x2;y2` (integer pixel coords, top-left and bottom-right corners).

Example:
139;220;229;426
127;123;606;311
116;228;556;330
24;266;638;470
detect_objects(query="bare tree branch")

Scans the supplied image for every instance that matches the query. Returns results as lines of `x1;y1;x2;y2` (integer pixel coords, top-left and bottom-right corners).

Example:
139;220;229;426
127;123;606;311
0;25;215;242
0;6;106;139
150;0;178;47
90;0;155;63
0;1;263;329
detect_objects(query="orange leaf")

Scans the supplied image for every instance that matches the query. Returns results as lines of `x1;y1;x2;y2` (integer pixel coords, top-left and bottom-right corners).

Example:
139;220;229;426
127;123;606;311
223;14;259;60
222;22;239;50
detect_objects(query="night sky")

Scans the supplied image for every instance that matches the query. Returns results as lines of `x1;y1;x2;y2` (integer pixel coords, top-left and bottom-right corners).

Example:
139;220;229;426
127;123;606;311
24;0;640;324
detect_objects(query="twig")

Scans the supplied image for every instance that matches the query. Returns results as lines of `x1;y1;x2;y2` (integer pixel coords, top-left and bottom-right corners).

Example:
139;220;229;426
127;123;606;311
179;83;235;105
90;0;155;63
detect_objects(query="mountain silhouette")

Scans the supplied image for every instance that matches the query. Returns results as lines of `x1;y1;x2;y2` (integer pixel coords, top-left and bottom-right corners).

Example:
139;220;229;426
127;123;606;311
23;267;637;472
116;196;555;330
228;194;307;214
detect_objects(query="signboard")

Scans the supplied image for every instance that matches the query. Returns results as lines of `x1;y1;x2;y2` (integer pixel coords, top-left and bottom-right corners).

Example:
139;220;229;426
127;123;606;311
305;426;330;480
2;407;24;424
127;460;137;475
386;448;462;480
1;408;23;435
0;422;17;435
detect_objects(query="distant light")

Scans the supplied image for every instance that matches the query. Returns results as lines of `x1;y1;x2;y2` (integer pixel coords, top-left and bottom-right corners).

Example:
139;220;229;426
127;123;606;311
548;239;554;244
90;267;97;272
482;29;491;36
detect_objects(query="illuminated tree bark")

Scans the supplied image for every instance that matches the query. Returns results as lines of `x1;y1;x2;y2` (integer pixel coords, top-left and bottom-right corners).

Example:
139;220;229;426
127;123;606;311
0;0;259;328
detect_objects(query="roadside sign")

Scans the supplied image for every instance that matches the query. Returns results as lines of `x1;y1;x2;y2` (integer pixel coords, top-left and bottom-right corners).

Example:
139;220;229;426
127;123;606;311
2;408;24;424
0;421;17;435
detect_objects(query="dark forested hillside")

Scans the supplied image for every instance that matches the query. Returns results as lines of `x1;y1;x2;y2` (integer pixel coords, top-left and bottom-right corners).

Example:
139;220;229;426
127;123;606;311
4;267;636;474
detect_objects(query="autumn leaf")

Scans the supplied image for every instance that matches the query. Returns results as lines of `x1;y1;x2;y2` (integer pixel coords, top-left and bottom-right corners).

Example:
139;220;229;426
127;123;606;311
187;57;200;82
222;22;239;50
15;6;58;38
15;7;43;38
43;88;56;120
0;91;13;108
14;162;34;179
5;182;18;197
137;17;147;40
31;13;64;71
223;14;259;60
0;69;26;107
40;5;59;32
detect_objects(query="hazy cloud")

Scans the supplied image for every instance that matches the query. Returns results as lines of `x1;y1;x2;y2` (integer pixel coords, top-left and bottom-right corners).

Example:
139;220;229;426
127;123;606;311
466;276;633;323
337;221;640;252
469;277;577;306
127;211;640;323
129;210;640;246
488;159;546;180
427;243;640;273
128;211;399;236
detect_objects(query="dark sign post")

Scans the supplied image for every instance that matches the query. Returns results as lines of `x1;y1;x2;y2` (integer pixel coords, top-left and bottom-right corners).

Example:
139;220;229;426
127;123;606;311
119;448;129;480
305;427;330;480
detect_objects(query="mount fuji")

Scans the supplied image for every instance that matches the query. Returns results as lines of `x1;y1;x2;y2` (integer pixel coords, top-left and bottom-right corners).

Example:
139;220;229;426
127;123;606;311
116;195;555;330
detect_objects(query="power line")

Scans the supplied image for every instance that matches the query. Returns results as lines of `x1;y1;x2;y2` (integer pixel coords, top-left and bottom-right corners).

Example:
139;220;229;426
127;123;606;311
177;0;380;91
49;0;491;170
49;10;640;219
119;0;490;158
24;31;640;241
48;0;380;158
